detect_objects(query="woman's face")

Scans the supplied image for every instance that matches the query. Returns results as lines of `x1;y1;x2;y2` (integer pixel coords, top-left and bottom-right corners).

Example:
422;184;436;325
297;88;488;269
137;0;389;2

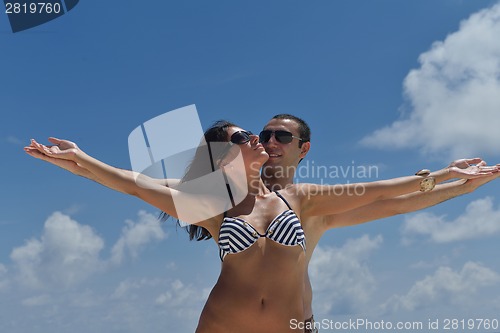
224;126;269;170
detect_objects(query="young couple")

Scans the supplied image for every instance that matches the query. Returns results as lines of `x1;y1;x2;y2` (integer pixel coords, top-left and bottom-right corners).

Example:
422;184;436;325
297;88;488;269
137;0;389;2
25;114;499;333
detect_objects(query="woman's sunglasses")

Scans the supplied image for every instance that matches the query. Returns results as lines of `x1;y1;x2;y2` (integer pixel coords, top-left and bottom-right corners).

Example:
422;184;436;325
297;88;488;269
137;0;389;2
230;131;253;145
259;130;303;144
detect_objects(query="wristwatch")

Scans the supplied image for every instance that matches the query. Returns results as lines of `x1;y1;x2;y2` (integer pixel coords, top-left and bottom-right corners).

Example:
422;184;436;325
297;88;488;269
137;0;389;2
419;177;436;192
415;169;436;192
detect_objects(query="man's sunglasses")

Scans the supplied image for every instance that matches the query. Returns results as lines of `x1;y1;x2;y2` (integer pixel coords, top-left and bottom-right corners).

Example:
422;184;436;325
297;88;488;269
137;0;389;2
259;130;303;144
230;131;253;145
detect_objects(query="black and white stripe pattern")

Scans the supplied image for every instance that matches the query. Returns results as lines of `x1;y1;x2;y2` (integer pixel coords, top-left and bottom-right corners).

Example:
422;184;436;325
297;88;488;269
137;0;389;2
218;210;306;261
267;210;305;248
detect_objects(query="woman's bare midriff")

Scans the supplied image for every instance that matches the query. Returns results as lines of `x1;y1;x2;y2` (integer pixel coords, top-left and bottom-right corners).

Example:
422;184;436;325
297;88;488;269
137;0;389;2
196;243;307;333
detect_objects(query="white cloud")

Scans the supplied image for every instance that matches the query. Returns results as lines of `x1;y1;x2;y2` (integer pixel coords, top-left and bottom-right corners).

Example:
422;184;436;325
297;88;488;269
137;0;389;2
110;210;167;265
1;208;191;333
104;277;207;333
111;278;162;300
361;3;500;159
21;294;52;307
402;197;500;243
109;276;209;331
309;234;383;315
384;261;500;312
6;136;23;145
7;211;168;291
155;278;210;324
10;212;105;289
7;210;169;292
155;279;207;307
0;263;9;291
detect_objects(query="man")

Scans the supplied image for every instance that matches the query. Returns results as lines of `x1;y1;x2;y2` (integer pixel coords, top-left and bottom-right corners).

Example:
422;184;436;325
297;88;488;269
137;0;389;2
259;114;499;333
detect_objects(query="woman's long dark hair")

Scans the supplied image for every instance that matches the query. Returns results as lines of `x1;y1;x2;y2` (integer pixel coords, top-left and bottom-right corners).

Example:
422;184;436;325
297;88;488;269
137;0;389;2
160;120;237;241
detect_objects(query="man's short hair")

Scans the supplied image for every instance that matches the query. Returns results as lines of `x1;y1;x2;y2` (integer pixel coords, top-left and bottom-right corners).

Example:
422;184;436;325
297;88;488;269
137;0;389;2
271;114;311;147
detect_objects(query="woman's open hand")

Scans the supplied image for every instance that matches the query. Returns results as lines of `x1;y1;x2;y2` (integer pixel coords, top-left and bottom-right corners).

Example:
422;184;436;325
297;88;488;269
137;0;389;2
29;137;79;160
24;137;90;177
448;158;500;179
463;163;500;191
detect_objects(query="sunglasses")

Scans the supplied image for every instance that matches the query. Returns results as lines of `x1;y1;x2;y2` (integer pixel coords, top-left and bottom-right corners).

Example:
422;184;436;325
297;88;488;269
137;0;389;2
259;130;303;144
230;131;253;145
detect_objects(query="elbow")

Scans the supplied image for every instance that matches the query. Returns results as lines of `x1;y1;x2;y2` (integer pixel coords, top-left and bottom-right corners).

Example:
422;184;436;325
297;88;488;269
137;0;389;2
118;170;141;196
391;206;408;216
372;189;391;203
127;187;140;197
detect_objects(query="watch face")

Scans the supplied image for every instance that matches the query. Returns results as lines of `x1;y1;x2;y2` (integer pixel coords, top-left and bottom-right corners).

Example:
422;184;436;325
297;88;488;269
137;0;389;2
421;177;436;192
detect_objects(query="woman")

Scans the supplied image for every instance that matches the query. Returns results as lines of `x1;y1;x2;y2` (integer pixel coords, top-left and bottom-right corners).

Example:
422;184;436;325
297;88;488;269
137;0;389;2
25;120;498;333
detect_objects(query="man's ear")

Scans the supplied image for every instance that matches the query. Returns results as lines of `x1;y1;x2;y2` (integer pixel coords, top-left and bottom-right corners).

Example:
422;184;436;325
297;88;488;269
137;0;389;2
299;142;311;158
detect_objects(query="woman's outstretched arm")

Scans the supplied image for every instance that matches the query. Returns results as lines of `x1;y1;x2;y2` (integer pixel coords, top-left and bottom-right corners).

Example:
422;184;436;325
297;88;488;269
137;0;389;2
296;162;499;217
24;137;180;192
323;170;500;229
25;138;212;223
321;158;500;228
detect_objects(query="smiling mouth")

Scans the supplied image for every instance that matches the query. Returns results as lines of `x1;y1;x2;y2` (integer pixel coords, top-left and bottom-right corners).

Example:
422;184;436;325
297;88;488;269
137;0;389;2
268;153;282;158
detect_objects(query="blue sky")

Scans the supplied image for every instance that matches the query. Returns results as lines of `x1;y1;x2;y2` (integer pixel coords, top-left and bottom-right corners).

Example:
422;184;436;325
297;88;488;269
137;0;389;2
2;1;500;332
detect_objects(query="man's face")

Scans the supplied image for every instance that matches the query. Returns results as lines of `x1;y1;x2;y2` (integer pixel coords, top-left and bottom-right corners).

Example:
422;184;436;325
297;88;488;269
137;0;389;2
261;118;308;174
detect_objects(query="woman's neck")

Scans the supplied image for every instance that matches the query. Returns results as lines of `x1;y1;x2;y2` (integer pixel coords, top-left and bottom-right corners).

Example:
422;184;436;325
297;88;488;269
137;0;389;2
247;176;270;196
244;162;270;196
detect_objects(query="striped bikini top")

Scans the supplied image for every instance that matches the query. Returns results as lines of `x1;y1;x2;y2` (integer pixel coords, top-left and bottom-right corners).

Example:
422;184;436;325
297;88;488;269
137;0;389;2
218;191;306;261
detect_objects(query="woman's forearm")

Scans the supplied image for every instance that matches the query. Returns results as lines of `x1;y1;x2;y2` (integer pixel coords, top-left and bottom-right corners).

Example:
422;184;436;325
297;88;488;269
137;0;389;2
302;164;497;217
74;150;139;195
364;167;451;201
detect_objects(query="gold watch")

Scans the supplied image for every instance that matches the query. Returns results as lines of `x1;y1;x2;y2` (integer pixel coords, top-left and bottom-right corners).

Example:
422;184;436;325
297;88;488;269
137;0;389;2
415;169;436;192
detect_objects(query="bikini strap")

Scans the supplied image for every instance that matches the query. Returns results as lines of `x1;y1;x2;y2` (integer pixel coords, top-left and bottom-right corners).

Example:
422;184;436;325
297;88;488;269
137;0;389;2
274;191;292;210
